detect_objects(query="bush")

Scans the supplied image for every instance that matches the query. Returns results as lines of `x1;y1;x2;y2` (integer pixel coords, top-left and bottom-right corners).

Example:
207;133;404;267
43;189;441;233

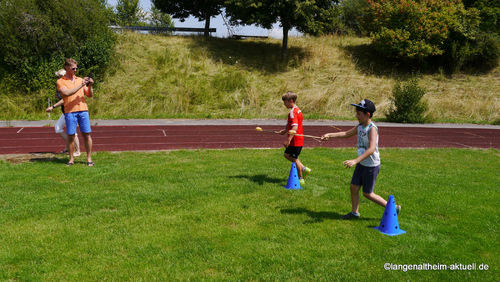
0;0;116;92
361;0;471;60
463;0;500;36
386;78;429;123
467;32;500;70
445;32;500;73
360;0;500;73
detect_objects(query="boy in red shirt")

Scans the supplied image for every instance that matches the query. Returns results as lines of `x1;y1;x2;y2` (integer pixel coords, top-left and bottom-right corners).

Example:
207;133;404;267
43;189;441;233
279;91;311;185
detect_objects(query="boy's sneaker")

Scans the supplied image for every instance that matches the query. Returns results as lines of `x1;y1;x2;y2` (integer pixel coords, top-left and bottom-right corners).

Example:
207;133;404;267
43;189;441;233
299;178;305;185
396;205;401;216
302;167;311;179
340;212;360;220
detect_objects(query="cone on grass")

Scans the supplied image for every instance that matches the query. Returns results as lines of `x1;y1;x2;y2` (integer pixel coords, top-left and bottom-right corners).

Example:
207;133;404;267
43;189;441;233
284;162;302;190
373;195;406;236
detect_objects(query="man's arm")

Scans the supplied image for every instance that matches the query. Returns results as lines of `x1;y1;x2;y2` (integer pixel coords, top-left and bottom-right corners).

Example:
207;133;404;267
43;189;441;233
84;77;94;97
59;81;86;97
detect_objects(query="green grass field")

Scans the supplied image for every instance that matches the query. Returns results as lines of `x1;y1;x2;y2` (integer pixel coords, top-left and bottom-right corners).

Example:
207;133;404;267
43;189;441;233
0;148;498;280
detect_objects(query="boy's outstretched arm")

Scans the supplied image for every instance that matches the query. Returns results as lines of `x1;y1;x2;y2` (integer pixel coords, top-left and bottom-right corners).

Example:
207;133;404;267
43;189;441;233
321;127;357;140
46;99;64;112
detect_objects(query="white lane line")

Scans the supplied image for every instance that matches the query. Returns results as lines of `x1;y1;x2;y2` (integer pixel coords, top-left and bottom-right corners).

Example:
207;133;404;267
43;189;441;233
17;128;24;133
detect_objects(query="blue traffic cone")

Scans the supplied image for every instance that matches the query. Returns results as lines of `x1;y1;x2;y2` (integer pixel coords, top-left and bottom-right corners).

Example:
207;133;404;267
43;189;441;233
284;163;302;190
373;195;406;236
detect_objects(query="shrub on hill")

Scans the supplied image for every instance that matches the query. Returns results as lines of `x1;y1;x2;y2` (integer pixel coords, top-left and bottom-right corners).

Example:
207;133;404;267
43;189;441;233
386;77;429;123
361;0;499;73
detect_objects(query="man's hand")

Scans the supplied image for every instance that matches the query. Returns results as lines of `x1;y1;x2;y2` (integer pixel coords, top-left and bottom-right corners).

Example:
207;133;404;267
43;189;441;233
83;77;94;86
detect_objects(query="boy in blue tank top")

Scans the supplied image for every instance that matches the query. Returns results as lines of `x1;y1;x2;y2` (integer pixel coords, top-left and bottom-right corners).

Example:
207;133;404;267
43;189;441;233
321;99;401;219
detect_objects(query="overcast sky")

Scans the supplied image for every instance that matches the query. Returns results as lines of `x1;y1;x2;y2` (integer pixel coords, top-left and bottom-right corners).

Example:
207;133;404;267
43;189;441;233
106;0;300;39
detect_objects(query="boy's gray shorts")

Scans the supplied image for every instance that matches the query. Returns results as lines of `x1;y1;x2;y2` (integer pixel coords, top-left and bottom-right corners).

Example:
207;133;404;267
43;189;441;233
351;164;380;193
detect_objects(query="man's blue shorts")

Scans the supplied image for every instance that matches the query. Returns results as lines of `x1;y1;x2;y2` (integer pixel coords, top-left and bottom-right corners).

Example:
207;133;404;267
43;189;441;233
65;111;91;135
351;164;380;194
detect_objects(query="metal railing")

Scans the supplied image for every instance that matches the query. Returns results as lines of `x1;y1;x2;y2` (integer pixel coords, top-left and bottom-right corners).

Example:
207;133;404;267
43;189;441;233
109;25;216;33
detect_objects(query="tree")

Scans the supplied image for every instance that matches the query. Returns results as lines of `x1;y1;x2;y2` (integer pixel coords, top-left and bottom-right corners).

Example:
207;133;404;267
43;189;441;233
152;0;225;36
116;0;145;26
224;0;338;59
337;0;370;35
0;0;115;91
148;5;175;31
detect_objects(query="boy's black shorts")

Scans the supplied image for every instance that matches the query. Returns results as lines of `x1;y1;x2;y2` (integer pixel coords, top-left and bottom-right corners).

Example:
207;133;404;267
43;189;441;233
284;146;302;159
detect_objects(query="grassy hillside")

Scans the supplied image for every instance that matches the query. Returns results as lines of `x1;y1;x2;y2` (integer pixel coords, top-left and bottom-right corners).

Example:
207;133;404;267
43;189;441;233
2;32;499;123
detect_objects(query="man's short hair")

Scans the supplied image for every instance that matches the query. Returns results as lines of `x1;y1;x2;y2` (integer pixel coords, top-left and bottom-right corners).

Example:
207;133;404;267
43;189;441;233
64;58;77;67
282;91;298;102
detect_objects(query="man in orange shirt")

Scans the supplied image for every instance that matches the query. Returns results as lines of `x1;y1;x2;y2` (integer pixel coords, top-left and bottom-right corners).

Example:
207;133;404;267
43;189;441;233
57;58;94;166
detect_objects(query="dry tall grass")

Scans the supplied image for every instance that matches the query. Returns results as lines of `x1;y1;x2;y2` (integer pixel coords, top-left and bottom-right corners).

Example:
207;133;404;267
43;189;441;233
94;32;498;123
3;32;499;123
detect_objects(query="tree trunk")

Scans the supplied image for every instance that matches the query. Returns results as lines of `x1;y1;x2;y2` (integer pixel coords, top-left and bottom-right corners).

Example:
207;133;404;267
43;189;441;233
281;24;290;60
204;14;211;37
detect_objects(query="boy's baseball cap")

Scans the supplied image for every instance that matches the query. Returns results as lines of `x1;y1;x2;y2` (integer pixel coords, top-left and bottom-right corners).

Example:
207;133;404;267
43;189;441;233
351;99;376;113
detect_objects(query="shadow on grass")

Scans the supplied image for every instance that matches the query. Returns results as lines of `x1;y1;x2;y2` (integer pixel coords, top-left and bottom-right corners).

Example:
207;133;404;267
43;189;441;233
342;43;499;77
28;152;70;165
281;207;375;223
0;152;69;165
186;37;310;74
281;207;340;223
341;43;448;77
230;174;283;186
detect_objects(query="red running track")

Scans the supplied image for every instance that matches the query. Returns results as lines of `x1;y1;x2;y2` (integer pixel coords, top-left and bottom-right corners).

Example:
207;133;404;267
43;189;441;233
0;125;499;154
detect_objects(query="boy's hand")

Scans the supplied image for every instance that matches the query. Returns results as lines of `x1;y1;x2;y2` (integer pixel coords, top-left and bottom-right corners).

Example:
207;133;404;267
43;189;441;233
284;139;290;148
321;134;330;141
278;129;286;135
343;159;357;168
